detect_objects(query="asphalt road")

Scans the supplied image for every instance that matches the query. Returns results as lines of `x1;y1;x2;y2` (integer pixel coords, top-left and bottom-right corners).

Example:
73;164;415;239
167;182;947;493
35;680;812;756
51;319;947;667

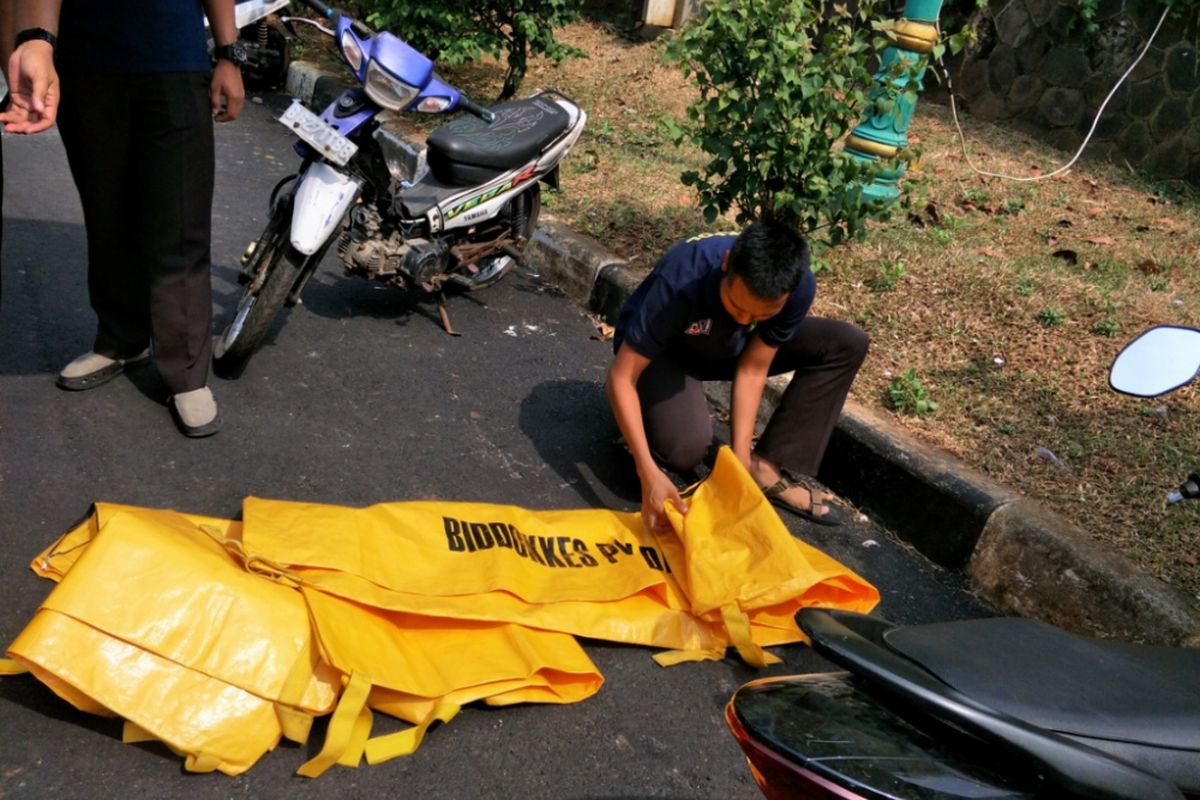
0;94;989;800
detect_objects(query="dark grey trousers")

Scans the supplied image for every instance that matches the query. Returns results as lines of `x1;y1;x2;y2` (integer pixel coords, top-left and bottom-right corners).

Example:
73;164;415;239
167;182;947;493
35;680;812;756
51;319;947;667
58;71;216;394
637;316;869;477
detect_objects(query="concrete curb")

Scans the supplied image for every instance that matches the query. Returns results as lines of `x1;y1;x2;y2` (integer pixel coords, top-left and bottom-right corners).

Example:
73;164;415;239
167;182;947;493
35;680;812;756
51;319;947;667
280;62;1200;645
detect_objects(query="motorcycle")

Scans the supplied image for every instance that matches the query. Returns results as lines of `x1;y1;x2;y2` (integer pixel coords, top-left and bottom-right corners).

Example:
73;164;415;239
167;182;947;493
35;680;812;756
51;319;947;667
725;324;1200;800
212;0;586;377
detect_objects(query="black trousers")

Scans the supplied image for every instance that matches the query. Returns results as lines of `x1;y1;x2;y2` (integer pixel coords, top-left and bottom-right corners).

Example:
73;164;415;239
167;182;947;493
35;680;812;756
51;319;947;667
637;317;869;477
58;71;215;394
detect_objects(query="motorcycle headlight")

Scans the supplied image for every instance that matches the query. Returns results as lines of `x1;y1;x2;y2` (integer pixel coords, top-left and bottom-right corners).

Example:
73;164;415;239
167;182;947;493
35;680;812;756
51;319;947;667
340;30;364;73
364;60;420;111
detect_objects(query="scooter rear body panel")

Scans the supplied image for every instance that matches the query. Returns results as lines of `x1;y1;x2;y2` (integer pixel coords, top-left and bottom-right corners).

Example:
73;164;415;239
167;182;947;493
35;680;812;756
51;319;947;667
729;673;1040;800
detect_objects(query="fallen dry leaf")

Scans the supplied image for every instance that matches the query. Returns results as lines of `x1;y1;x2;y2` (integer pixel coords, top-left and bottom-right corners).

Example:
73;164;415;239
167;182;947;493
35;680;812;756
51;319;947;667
591;322;615;342
977;247;1004;258
1086;236;1117;246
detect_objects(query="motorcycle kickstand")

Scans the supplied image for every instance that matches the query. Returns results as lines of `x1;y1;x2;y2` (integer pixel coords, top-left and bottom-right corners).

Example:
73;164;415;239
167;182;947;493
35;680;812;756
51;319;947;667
437;293;462;337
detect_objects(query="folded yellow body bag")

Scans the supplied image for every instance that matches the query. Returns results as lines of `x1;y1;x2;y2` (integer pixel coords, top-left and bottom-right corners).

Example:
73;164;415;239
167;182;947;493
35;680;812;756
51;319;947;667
2;448;877;776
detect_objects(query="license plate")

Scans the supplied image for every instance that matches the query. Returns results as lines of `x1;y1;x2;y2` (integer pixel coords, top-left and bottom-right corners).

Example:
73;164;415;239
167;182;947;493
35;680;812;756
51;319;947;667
279;101;358;167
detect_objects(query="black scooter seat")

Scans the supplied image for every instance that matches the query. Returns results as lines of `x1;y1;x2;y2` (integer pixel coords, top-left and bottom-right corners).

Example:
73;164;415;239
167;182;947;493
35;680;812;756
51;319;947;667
426;94;572;187
884;616;1200;751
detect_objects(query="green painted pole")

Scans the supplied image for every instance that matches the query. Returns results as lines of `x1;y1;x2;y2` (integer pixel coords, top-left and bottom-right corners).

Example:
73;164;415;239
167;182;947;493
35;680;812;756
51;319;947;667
845;0;944;205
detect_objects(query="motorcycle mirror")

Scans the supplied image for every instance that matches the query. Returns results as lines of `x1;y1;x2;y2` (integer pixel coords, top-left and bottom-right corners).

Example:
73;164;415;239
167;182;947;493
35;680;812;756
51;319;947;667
1109;325;1200;397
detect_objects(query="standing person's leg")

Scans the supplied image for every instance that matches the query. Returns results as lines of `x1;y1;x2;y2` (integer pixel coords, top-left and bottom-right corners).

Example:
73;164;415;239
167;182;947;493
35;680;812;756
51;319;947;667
133;71;215;397
751;317;869;523
636;357;714;474
55;72;152;388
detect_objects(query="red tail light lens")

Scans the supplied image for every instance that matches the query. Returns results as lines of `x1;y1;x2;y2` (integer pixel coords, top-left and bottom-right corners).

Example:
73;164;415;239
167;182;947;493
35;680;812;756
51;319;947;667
726;701;867;800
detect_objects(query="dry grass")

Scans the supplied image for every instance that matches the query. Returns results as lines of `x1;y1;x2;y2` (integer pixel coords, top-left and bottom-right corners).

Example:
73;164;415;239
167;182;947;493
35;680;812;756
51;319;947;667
316;13;1200;597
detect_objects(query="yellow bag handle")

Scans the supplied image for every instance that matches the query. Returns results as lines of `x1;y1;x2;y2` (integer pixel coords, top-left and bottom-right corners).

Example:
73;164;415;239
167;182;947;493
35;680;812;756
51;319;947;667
274;636;321;745
297;671;373;778
650;647;725;667
363;701;460;765
720;604;780;668
0;657;28;675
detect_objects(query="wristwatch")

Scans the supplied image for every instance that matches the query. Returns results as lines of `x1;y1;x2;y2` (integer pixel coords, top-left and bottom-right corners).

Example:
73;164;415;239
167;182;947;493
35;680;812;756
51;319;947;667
15;27;58;50
213;41;248;67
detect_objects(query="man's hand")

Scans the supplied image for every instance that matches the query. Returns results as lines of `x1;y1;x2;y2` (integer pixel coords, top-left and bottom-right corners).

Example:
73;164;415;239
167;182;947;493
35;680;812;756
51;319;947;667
641;467;688;534
2;40;59;134
211;60;244;122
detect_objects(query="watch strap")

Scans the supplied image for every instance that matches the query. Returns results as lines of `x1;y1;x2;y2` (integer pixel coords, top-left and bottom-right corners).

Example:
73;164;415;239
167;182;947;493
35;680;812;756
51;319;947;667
15;27;58;50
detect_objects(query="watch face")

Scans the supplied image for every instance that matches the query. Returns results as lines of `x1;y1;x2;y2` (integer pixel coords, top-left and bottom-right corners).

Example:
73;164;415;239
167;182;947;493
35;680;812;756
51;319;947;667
218;41;248;66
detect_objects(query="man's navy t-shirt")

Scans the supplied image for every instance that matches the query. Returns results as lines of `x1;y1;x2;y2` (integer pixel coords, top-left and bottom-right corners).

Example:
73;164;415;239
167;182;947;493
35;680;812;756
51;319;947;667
57;0;211;74
614;232;815;370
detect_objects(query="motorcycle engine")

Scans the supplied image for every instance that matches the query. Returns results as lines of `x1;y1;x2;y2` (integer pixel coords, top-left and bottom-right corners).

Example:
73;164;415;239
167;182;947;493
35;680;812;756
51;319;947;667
401;240;450;289
337;205;447;289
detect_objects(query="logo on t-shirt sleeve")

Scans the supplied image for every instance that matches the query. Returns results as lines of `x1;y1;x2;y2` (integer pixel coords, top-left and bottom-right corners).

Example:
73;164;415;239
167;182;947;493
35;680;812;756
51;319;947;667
684;319;713;336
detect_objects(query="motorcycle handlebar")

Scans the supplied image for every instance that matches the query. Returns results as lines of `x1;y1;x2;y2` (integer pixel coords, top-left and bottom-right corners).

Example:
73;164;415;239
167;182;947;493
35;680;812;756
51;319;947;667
296;0;373;38
459;98;496;124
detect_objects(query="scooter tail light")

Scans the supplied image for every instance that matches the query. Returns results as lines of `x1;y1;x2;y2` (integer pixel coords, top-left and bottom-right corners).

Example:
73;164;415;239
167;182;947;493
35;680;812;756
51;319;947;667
724;702;867;800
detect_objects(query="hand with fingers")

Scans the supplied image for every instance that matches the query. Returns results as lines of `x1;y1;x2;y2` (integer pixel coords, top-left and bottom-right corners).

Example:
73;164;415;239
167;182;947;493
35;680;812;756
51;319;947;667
641;468;688;535
210;60;244;122
2;40;59;134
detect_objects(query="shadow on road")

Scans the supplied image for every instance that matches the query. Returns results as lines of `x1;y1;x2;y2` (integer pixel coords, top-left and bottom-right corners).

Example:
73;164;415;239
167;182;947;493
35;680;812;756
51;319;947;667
519;379;639;510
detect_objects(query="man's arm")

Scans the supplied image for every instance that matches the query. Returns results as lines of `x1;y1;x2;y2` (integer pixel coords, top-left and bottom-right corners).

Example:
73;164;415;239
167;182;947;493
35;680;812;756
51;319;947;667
201;0;244;122
605;343;688;533
1;0;61;133
729;335;778;473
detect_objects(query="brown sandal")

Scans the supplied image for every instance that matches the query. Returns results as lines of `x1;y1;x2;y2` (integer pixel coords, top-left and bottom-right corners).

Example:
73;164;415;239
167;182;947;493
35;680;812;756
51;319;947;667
760;475;849;527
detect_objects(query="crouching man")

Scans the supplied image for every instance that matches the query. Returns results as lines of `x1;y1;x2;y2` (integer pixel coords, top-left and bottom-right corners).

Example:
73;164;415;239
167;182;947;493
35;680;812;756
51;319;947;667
605;221;869;533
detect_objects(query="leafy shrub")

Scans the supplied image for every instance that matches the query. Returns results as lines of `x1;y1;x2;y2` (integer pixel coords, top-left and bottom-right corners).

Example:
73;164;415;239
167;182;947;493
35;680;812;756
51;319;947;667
360;0;584;99
1037;307;1066;327
887;369;938;416
662;0;917;243
867;260;906;292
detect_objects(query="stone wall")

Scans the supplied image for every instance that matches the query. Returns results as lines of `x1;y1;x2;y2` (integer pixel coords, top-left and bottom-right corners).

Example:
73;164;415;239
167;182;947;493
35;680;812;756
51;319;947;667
953;0;1200;185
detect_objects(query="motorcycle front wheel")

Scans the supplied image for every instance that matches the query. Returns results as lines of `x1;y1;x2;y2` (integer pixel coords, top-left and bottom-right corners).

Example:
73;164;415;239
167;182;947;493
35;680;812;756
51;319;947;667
461;184;541;292
213;218;306;379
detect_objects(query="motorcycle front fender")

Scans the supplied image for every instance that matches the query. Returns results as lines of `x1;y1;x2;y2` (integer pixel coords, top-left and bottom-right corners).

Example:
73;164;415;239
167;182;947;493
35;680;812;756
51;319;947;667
290;162;362;256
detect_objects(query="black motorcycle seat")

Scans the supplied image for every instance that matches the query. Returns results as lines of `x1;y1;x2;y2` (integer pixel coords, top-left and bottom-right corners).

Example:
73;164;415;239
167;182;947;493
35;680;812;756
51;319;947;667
884;617;1200;751
426;95;571;186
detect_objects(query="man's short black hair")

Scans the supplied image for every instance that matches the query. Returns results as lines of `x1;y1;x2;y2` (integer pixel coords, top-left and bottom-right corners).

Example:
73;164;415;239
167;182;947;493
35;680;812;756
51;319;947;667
726;220;810;299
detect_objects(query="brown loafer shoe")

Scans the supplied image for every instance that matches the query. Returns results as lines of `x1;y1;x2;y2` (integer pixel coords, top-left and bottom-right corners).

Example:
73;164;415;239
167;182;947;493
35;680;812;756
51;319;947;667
56;349;150;391
169;387;221;438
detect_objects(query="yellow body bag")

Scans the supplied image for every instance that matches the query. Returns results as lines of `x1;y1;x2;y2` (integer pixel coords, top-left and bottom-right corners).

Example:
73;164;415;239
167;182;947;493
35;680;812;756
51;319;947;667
242;448;878;664
3;447;878;777
6;508;339;776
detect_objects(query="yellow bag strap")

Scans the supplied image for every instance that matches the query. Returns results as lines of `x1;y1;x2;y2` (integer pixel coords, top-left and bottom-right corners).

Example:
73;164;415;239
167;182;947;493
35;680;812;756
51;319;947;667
363;701;460;765
650;648;725;667
297;671;373;778
720;604;780;668
275;636;320;745
0;657;28;675
197;523;302;589
198;523;320;745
